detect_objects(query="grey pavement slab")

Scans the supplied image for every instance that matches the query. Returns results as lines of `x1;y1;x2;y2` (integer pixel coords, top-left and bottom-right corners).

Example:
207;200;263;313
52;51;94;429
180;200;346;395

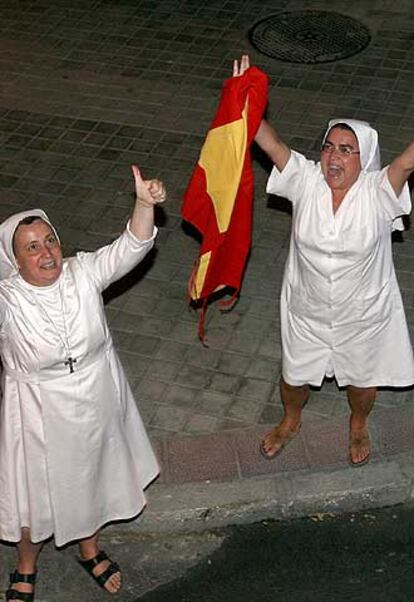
0;530;225;602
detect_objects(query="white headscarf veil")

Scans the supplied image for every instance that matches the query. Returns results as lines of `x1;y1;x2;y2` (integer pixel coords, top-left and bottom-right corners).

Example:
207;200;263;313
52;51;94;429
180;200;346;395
323;118;405;230
323;118;381;172
0;209;59;280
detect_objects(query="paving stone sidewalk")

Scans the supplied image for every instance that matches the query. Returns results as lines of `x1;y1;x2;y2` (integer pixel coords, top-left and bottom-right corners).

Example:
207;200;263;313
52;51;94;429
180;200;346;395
1;0;413;442
1;0;414;505
0;0;414;599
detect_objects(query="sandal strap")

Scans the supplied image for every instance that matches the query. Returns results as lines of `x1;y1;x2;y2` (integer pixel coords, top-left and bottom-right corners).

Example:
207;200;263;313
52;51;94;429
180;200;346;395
6;589;34;602
6;570;36;602
9;571;36;586
93;561;120;588
79;550;120;589
79;550;108;573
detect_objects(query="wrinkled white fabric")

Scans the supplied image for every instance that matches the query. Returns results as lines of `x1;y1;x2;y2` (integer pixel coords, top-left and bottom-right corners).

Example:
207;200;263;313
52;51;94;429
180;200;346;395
0;216;159;546
267;150;414;387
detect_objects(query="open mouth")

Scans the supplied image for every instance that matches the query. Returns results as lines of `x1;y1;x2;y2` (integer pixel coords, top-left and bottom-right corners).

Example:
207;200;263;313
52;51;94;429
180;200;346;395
327;164;343;177
41;261;57;270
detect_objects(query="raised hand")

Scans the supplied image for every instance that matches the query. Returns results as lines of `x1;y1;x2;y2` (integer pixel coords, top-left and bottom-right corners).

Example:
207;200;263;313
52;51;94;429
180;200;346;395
131;165;166;208
232;54;250;77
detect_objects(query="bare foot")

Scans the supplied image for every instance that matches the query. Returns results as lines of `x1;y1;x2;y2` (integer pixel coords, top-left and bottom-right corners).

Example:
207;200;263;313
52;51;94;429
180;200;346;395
349;425;371;466
260;423;301;459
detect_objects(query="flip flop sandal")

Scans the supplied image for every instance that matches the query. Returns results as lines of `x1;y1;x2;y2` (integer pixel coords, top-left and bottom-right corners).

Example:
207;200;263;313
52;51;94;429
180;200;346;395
349;429;371;467
78;550;121;591
6;570;37;601
260;424;302;460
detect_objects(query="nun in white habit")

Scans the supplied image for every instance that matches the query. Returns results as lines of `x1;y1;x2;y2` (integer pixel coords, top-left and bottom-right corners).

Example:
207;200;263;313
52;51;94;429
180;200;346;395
0;166;165;600
233;54;414;468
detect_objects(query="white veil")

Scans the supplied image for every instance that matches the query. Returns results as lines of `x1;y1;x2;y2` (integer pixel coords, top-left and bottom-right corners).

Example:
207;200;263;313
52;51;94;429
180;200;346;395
0;209;59;280
323;118;404;230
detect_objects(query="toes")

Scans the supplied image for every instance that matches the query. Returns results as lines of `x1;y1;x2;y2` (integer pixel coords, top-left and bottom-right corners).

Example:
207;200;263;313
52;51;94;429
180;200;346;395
105;572;121;593
261;435;273;452
264;438;281;454
261;434;280;455
260;429;287;458
106;572;122;593
349;430;371;465
354;446;369;463
92;560;122;593
262;425;299;451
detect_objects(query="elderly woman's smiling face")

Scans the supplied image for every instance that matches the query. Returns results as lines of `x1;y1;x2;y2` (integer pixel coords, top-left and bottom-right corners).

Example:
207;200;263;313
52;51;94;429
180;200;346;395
320;126;362;193
13;218;63;286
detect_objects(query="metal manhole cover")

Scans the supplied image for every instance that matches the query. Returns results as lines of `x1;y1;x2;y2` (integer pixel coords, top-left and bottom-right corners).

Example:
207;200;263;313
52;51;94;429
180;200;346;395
249;11;371;64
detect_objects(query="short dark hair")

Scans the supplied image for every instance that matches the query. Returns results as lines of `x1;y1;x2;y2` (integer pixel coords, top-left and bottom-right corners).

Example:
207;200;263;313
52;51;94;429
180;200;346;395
327;123;356;136
12;216;47;256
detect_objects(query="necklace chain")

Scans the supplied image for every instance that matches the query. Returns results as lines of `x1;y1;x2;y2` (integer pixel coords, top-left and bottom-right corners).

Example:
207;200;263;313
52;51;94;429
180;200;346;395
32;281;77;373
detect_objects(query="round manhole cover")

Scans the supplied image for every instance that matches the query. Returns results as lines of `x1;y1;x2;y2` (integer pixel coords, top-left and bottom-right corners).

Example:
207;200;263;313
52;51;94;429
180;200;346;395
249;11;371;64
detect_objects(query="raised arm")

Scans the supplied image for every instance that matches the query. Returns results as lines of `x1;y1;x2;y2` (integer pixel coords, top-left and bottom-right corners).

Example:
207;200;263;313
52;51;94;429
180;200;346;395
233;55;291;172
255;119;291;172
78;167;166;291
130;165;166;241
387;141;414;197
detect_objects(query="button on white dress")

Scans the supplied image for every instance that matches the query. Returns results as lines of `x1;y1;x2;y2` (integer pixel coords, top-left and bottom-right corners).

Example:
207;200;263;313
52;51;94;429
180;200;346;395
267;151;414;388
0;224;159;546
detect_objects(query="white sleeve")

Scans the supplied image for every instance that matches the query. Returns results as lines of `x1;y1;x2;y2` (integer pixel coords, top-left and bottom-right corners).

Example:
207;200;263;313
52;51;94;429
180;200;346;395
0;289;10;331
0;297;7;327
76;223;157;292
266;150;318;205
375;166;412;221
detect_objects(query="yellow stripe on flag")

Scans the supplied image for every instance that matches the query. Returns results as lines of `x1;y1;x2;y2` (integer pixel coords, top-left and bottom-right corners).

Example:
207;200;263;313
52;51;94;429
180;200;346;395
199;99;248;234
191;250;211;300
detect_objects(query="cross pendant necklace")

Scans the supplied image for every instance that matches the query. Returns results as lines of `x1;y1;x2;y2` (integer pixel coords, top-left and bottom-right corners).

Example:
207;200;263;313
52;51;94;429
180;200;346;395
64;356;77;374
33;280;77;374
56;283;76;374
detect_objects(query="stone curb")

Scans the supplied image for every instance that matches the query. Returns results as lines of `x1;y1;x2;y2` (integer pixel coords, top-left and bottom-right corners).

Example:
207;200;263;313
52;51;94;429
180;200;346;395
110;453;414;536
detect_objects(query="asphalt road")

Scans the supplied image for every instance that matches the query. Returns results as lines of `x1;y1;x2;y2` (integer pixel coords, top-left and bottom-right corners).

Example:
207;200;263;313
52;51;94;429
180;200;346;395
138;504;414;602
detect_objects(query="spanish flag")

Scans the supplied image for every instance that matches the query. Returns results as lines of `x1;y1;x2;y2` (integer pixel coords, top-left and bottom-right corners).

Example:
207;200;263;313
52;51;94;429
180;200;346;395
182;66;268;340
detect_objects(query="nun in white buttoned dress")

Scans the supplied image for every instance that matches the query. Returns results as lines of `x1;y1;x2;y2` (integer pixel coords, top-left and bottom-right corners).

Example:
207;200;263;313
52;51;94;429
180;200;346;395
266;118;414;388
0;170;165;598
231;55;414;468
0;209;160;548
254;115;414;466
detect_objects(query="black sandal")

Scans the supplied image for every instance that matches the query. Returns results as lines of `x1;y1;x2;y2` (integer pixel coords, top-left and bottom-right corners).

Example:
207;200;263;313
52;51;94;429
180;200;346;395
78;550;120;591
6;570;36;601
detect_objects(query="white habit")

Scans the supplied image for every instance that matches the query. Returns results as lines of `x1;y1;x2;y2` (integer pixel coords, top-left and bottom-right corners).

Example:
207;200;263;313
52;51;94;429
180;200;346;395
0;217;160;546
267;150;414;388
